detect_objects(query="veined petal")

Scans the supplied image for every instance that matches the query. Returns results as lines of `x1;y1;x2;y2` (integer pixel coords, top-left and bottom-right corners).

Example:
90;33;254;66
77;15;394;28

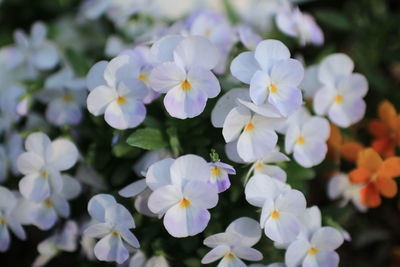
87;85;117;116
104;98;146;129
230;51;259;84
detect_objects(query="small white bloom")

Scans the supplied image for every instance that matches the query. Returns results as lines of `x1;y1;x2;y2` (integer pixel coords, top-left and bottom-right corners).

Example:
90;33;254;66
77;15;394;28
208;161;236;193
249;148;290;182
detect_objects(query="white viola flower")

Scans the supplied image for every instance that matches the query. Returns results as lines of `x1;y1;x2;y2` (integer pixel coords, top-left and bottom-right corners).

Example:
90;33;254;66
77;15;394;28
276;7;324;46
276;106;311;135
32;220;79;267
231;39;304;117
245;175;306;243
285;116;330;167
208;161;236;193
1;22;59;78
86;54;149;130
126;250;170;267
300;65;321;99
17;132;79;202
223;104;281;162
189;10;237;74
148;35;221;119
237;24;262;50
0;186;26;252
313;53;368;127
328;173;367;212
202;217;263;266
147;155;219;237
249;148;289;182
26;175;81;230
37;66;86;126
120;46;160;104
84;194;140;264
285;226;344;267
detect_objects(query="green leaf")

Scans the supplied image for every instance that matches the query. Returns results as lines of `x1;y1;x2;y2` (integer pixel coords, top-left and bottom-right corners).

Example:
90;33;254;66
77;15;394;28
314;9;352;31
126;128;168;150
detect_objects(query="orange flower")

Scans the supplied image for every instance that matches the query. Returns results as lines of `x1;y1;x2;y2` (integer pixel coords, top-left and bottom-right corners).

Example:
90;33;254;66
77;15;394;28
349;148;400;207
368;100;400;158
327;124;364;162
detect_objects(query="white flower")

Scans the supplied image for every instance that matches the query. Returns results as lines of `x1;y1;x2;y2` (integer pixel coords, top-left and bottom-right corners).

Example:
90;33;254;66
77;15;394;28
285;226;344;267
231;39;304;117
148;35;221;119
249;148;290;182
146;155;219;237
84;194;140;264
285;116;330;167
313;53;368;127
0;22;59;78
208;161;236;193
327;173;367;212
32;220;79;267
126;250;170;267
0;186;26;252
223;104;281;162
17;132;79;202
276;7;324;46
86;54;149;130
202;217;263;266
37;66;86;126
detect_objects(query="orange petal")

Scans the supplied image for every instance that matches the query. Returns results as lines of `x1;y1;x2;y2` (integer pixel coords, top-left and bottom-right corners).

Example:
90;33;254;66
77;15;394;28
360;183;381;208
340;141;364;162
328;123;342;150
357;148;383;172
378;100;397;130
377;157;400;179
368;120;389;138
372;137;395;158
375;176;398;198
349;168;371;184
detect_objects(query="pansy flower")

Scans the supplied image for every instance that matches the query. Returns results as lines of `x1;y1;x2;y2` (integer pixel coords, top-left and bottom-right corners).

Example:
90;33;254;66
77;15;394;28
249;148;289;182
86;54;149;129
208;161;236;193
368;100;400;157
202;217;263;266
148;35;221;119
349;148;400;207
146;155;219;237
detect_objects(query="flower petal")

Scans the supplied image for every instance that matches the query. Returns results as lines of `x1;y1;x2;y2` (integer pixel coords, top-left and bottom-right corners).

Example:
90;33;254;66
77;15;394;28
222;105;251;143
87;85;117;116
230;51;259;84
170;155;210;187
201;245;230;264
119;179;147;198
148;62;185;93
254;40;290;72
48;139;78;171
318;53;354;87
285;239;310;267
94;233;129;264
311;227;344;250
104;98;146;129
105;204;135;229
88;194;117;222
249;70;270;105
183;181;218;209
146;158;174;191
226;217;262;247
147;185;182;214
17;152;44;175
188;66;220;98
86;61;108;91
19;174;50;202
231;246;263;261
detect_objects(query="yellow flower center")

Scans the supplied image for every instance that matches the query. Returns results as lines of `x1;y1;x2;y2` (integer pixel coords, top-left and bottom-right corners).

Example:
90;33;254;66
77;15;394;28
138;74;147;82
244;122;255;131
41;171;49;178
44;199;53;207
271;210;280;219
205;29;211;37
334;94;344;103
179;198;191;208
211;166;220;175
308;247;318;255
296;136;305;144
116;96;127;104
181;80;192;90
112;231;119;236
270;84;278;93
224;252;235;258
63;93;73;102
255;162;264;169
0;218;6;225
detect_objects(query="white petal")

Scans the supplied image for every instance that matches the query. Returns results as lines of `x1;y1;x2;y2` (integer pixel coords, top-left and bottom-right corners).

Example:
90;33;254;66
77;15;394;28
328;98;366;127
104;98;146;129
148;62;185;93
268;85;302;117
226;217;261;247
48;138;78;171
237;99;282;118
188;66;220;98
338;73;368;98
32;42;59;70
293;140;327;167
271;59;304;87
119;179;147;198
0;186;17;212
211;88;250;128
25;132;52;159
0;224;10;252
104;55;140;88
327;173;349;200
318;53;354;87
19;174;50;202
230;52;259;84
313;87;335;115
88;194;117;222
265;212;301;243
311;227;344;250
129;250;146;267
201;245;230;264
298;206;322;240
183;181;218;209
231;246;263;261
163;204;210;237
173;36;220;70
285;123;301;154
302;117;330;141
151;34;184;63
87;85;117;116
105;204;135;229
119;228;140;248
218;256;247;267
249;70;270;105
51;195;70;218
285;239;309;267
254;40;290;72
6;215;25;240
84;223;111;238
94;233;129;264
170;154;210;187
60;175;81;200
222;105;252;143
275;189;306;216
245;174;288;207
32;205;58;230
16;152;44;175
86;61;108;91
147;185;182;214
315;250;339;267
204;232;237;248
31;22;47;46
146;158;174;191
